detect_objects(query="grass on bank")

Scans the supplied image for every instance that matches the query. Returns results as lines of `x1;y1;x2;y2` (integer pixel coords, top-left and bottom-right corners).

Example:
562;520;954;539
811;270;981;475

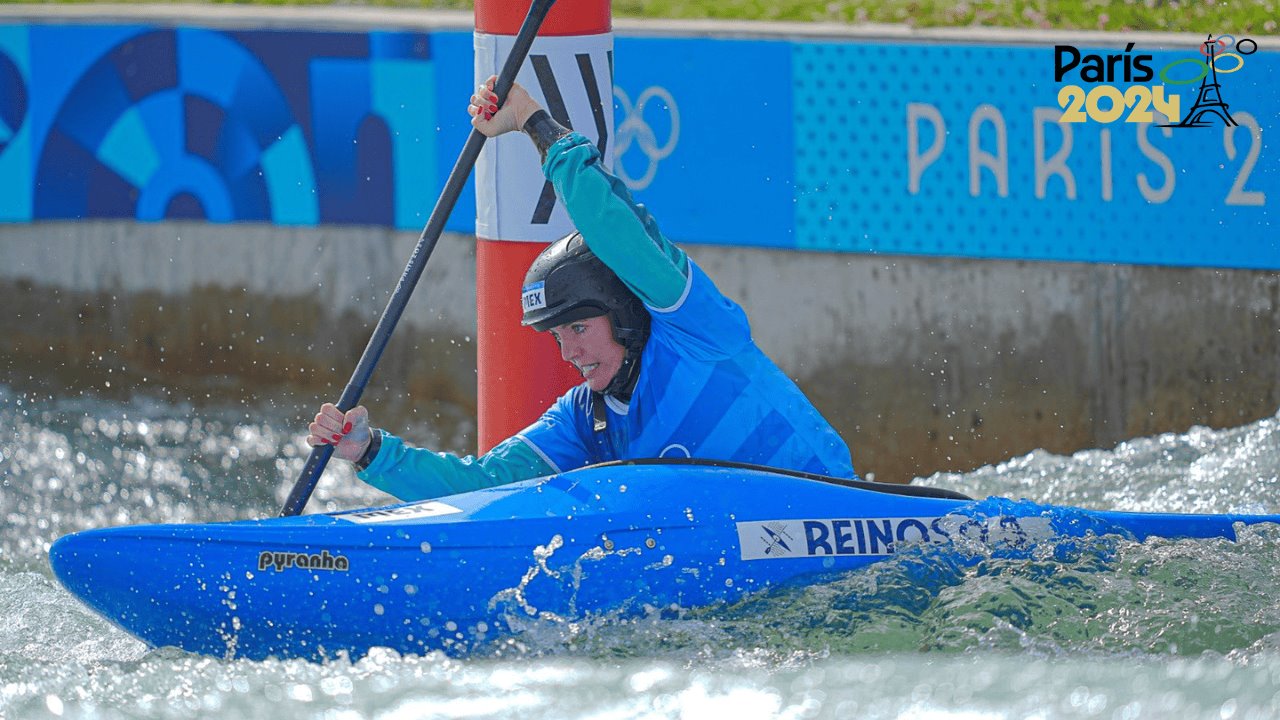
612;0;1280;34
23;0;1272;35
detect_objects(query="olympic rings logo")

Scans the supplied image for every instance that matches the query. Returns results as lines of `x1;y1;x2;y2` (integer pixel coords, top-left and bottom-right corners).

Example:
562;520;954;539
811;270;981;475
1159;34;1258;85
613;85;679;190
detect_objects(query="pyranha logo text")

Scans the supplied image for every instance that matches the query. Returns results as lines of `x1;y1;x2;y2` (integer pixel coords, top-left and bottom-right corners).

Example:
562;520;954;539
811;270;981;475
1054;34;1257;127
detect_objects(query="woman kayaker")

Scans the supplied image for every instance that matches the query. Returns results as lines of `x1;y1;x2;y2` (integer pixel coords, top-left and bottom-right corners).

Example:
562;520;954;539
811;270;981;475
306;78;855;500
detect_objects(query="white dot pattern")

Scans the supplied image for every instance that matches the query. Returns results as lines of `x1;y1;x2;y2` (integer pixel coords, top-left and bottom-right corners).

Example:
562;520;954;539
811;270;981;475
791;42;1277;269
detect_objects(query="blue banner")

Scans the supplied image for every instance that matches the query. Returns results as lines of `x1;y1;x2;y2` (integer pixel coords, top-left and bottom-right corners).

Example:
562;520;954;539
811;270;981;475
787;41;1277;268
0;25;475;231
0;23;1275;269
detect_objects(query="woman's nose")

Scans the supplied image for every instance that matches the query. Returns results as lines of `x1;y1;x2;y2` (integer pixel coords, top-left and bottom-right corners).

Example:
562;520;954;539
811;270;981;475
559;338;577;361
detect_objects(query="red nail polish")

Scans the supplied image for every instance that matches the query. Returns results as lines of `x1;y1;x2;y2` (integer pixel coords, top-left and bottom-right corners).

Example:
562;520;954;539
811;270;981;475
489;104;498;113
485;111;493;121
343;422;352;433
332;434;342;441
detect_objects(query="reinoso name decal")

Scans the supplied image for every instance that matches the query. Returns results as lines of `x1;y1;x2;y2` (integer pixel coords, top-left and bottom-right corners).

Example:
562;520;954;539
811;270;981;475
257;550;350;573
736;516;1054;560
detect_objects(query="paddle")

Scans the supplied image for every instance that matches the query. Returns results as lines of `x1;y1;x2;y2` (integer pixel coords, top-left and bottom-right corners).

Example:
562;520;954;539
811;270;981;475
279;0;558;517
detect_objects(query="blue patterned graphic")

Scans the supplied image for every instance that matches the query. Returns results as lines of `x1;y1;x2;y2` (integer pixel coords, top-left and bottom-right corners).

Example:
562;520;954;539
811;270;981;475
0;47;25;152
0;26;31;221
11;24;451;228
36;29;311;222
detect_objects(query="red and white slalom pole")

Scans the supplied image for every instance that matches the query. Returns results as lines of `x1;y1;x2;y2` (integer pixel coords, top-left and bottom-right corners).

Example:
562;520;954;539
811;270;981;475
473;0;614;453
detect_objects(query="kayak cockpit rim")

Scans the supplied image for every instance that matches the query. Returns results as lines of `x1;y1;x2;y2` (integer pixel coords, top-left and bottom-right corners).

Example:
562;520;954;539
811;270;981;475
578;457;974;501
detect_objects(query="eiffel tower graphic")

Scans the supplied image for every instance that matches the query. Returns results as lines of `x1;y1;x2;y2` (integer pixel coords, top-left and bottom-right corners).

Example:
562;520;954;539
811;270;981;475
1171;34;1238;128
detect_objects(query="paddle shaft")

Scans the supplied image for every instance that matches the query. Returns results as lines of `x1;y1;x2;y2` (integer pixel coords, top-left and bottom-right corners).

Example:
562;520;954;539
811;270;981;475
279;0;558;517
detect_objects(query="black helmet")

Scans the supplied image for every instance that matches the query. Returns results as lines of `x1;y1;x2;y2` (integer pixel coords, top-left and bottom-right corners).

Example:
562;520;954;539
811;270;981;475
521;232;650;396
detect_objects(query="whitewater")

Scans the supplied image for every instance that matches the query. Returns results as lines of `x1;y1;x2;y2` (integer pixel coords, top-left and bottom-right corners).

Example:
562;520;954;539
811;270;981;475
2;383;1278;719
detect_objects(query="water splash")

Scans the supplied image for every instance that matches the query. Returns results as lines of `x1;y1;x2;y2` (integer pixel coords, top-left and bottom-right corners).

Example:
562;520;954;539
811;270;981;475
917;412;1280;515
3;386;1280;719
693;521;1280;659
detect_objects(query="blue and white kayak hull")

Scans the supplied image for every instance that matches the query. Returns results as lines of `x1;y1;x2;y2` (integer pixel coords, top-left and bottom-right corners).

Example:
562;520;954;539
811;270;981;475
49;461;1280;660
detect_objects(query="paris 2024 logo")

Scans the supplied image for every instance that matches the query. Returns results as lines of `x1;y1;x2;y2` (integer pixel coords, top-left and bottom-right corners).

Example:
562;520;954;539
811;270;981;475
1054;34;1257;127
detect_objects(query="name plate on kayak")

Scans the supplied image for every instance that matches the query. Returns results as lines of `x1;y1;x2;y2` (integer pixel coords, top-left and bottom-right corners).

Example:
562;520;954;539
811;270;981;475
737;515;1055;560
338;501;464;524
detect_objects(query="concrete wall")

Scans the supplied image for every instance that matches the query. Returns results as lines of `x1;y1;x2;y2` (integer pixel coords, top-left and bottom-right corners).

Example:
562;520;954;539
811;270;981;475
1;222;479;428
719;249;1280;481
4;220;1275;483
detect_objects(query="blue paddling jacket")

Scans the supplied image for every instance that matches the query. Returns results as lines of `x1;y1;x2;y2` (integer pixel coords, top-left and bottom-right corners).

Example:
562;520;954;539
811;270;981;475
359;133;855;501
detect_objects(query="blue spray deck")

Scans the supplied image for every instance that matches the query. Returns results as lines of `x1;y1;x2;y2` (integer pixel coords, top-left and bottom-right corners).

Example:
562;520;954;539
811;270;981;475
49;460;1280;661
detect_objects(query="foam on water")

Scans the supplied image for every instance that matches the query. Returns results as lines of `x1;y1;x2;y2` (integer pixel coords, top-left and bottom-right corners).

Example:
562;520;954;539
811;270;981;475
2;386;1280;718
916;415;1280;515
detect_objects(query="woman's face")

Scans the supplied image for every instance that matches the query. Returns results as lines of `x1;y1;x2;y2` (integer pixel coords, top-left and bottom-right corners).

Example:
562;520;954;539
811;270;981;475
549;315;624;392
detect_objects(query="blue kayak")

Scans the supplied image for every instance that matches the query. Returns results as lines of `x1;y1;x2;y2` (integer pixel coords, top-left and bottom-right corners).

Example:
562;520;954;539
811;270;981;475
48;459;1280;661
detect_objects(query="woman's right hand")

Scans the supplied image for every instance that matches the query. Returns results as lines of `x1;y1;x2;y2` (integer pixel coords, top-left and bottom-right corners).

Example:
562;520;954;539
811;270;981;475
307;403;372;463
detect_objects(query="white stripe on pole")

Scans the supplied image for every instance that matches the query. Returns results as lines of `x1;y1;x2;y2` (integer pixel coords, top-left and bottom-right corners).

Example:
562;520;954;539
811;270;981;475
474;31;614;243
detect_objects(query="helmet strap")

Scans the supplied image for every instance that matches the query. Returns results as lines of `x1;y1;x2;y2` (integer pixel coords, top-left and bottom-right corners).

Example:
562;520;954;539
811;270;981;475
594;346;640;434
600;305;647;402
591;391;608;433
602;344;642;401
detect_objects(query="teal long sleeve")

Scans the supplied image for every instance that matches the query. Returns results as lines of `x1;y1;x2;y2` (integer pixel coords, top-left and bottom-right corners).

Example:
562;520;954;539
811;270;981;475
542;133;691;309
356;431;556;502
